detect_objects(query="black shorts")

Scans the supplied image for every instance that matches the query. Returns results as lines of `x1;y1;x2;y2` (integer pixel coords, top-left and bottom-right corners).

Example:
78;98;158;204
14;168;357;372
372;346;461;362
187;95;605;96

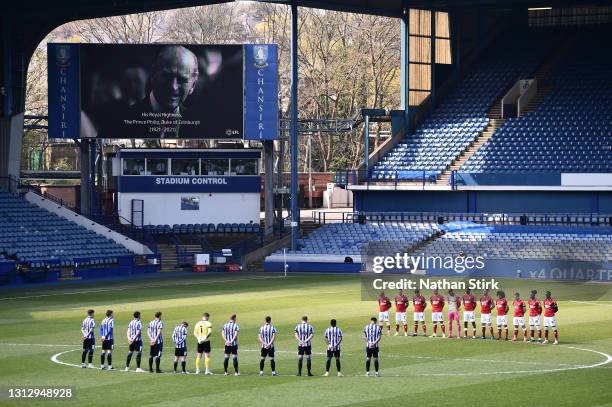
175;346;187;357
224;345;238;355
101;339;114;351
150;343;163;357
129;340;142;352
197;341;211;354
261;347;275;357
366;346;379;358
298;345;312;356
326;349;341;358
83;338;95;350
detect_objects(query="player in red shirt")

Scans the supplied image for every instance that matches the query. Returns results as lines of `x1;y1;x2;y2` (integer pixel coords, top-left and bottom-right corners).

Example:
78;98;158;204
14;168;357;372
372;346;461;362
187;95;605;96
528;290;543;342
429;289;446;338
542;291;559;344
394;289;409;336
377;291;392;336
495;290;509;340
479;289;495;339
412;289;427;336
512;292;527;342
462;288;477;338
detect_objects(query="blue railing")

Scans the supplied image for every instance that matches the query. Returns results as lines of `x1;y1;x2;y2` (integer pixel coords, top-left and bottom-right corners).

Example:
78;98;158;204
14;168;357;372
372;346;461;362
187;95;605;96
335;168;441;190
311;210;612;226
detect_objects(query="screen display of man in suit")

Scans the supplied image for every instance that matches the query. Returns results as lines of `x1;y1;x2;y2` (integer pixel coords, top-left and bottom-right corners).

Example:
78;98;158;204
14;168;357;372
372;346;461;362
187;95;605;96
79;43;244;139
142;45;199;114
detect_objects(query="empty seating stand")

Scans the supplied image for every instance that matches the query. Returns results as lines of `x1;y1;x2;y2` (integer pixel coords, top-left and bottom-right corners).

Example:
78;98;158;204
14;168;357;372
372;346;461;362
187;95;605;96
421;225;612;262
371;29;555;182
0;191;131;268
273;222;441;256
463;30;612;174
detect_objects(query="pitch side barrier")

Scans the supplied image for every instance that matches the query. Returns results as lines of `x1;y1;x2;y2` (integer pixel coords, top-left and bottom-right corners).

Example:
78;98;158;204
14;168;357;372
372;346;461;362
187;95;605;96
0;254;160;286
311;210;612;226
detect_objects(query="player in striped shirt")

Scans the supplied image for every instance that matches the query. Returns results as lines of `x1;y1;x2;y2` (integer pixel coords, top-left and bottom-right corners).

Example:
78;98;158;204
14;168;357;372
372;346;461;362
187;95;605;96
99;310;115;370
172;321;189;374
364;317;382;377
258;316;277;376
222;314;240;376
125;311;145;372
80;309;95;368
194;312;213;375
323;319;343;377
295;316;314;376
148;311;164;373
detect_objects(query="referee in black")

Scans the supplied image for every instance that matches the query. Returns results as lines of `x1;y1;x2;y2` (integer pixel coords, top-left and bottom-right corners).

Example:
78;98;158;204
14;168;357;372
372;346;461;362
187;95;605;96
364;317;382;377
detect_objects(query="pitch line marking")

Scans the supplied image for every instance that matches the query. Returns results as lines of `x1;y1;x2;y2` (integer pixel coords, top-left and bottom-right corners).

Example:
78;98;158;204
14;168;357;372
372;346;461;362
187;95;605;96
0;275;287;301
49;346;612;377
10;343;586;367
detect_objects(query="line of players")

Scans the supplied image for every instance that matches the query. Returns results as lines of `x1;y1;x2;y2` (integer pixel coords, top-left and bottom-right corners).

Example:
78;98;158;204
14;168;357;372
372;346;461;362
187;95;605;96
80;311;384;377
376;288;559;344
78;289;559;376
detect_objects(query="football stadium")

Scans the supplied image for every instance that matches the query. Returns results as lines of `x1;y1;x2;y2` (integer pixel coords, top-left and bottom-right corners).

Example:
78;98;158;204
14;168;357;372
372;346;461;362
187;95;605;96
0;0;611;406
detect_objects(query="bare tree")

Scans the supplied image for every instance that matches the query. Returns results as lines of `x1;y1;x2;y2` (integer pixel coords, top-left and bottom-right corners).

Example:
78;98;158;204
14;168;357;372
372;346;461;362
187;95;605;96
24;5;403;173
164;4;247;44
66;12;166;43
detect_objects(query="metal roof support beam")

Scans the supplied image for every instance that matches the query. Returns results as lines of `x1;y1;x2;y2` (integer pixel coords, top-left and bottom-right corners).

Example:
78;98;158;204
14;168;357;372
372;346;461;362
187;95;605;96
290;1;299;252
400;9;410;130
430;8;436;110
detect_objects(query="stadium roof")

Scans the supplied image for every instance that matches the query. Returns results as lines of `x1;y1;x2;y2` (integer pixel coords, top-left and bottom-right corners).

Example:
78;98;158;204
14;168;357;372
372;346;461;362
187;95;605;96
9;0;612;21
6;0;611;67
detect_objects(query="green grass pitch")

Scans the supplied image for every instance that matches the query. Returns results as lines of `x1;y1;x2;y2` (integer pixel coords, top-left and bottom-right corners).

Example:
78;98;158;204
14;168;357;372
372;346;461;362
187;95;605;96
0;273;611;406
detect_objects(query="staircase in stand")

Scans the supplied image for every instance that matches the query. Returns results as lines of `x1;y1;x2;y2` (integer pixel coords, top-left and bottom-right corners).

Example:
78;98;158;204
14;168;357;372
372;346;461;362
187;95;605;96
436;32;577;186
157;243;181;272
406;230;445;258
437;103;506;185
519;86;552;115
300;220;323;237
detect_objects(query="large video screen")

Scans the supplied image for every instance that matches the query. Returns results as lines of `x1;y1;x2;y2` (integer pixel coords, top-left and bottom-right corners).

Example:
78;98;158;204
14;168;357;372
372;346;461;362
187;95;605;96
48;43;278;140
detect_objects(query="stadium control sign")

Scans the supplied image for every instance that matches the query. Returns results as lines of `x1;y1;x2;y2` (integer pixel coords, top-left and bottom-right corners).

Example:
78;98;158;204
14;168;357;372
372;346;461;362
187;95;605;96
47;43;279;140
118;175;261;193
